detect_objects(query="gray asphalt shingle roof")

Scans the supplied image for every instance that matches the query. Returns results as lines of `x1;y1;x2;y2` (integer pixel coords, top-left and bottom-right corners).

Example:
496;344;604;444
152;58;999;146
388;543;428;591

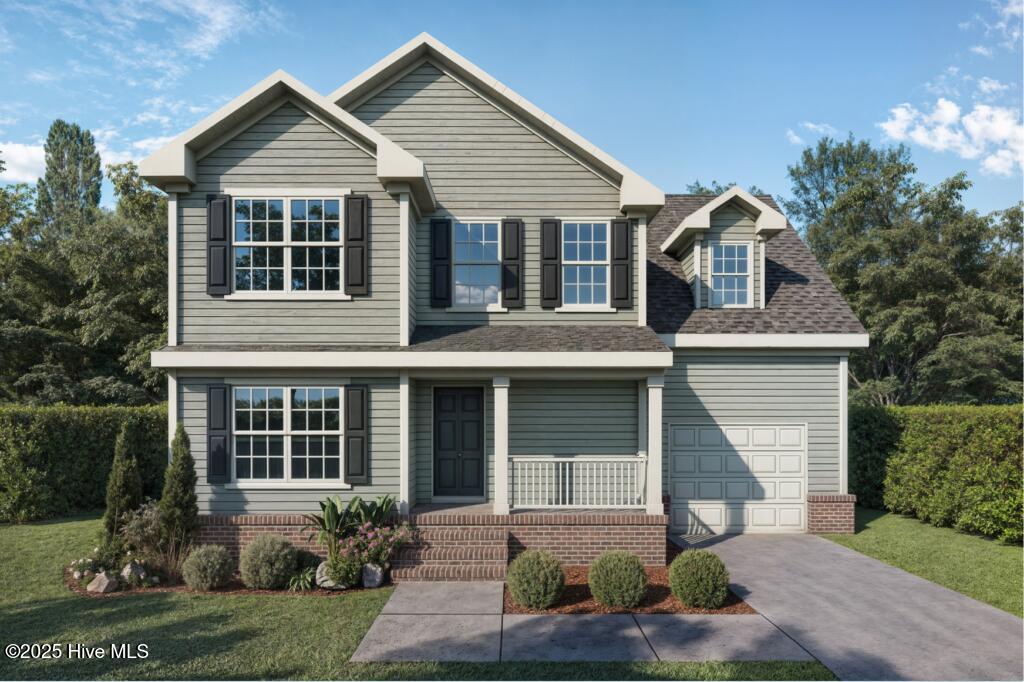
647;195;866;335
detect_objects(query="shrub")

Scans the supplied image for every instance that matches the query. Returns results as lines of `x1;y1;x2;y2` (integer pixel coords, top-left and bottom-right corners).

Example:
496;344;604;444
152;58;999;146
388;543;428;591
882;405;1022;543
340;522;413;566
289;566;316;592
239;535;297;589
295;548;323;572
119;500;189;580
848;405;901;509
668;550;730;609
159;423;198;548
0;405;166;522
182;545;234;591
326;551;362;587
506;550;564;609
588;551;647;608
103;420;145;539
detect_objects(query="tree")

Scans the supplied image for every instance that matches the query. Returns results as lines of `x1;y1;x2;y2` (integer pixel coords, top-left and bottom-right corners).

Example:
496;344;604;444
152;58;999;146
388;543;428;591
35;120;102;233
785;136;1022;405
103;419;144;539
159;423;199;547
685;179;766;196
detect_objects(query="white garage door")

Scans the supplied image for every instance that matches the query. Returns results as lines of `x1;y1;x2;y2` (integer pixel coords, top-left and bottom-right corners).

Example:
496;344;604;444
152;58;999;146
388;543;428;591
668;424;806;533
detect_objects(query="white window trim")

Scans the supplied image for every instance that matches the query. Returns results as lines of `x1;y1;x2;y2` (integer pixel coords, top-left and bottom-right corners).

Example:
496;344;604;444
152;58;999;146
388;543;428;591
708;240;754;309
226;385;352;489
450;216;507;311
225;194;353;301
558;217;613;311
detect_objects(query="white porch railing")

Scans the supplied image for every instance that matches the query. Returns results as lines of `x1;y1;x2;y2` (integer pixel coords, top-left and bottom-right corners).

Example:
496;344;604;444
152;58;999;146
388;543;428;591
509;455;647;509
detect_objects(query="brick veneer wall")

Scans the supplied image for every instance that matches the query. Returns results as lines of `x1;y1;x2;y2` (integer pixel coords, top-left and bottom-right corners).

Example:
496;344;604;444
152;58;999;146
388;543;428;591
198;515;323;560
806;494;857;534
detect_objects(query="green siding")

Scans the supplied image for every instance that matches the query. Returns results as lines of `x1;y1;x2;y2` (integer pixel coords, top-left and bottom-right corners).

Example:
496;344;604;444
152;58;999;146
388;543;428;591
663;351;841;493
179;102;401;345
179;374;400;514
700;205;761;308
509;381;639;456
353;61;637;326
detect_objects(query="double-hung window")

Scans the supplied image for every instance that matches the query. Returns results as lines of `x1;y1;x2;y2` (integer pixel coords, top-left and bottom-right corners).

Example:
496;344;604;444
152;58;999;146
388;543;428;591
710;242;751;307
232;198;343;296
233;386;343;483
562;221;609;306
452;220;501;307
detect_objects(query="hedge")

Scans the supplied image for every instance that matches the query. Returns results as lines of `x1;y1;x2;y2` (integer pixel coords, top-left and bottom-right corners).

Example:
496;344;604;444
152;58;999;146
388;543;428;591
0;405;167;522
850;404;1022;543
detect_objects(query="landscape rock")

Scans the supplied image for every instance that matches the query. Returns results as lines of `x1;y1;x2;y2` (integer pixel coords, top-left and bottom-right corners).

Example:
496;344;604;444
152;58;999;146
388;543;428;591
72;570;82;580
362;563;385;589
86;572;119;594
121;561;147;583
315;561;345;590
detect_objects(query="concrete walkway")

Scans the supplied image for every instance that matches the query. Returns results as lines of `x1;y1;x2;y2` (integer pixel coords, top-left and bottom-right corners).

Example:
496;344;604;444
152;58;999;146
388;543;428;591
693;534;1024;681
351;582;812;663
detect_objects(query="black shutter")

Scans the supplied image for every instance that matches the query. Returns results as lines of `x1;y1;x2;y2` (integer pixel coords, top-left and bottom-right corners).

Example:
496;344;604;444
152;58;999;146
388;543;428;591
207;384;230;484
207;194;231;296
501;218;524;309
344;194;369;295
540;218;561;309
430;218;452;308
610;218;632;309
344;385;369;484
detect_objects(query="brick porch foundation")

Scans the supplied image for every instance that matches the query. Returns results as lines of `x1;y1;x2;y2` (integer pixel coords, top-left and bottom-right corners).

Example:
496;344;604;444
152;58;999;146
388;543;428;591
198;515;323;560
806;494;857;534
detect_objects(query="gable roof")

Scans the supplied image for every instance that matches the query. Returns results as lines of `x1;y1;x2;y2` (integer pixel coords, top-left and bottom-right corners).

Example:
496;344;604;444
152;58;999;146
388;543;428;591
138;69;435;209
647;195;866;336
659;186;787;257
330;32;664;216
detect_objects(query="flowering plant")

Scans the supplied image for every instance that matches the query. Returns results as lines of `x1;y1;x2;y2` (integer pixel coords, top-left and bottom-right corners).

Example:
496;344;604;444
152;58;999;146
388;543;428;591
337;522;413;566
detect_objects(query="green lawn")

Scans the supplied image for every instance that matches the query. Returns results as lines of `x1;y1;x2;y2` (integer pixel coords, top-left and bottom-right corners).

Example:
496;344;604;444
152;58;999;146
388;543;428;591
825;507;1023;617
0;516;833;681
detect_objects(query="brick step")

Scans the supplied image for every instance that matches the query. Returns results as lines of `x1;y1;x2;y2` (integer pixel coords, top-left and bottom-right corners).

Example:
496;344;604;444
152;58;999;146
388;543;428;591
412;526;508;545
391;563;506;582
395;544;508;564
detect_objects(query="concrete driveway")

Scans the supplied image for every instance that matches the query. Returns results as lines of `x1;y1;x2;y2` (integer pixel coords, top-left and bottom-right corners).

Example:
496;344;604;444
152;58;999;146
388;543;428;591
691;534;1024;681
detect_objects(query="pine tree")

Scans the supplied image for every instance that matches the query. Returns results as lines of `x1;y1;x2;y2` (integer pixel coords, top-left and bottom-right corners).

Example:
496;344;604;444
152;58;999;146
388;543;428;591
159;423;199;546
103;419;144;539
35;120;102;232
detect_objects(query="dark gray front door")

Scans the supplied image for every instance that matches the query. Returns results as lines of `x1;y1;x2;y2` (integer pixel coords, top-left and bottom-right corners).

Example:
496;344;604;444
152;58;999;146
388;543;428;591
433;387;484;497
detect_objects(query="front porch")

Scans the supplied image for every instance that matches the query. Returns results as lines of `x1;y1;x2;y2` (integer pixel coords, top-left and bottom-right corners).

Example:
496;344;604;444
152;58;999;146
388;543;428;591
393;502;668;581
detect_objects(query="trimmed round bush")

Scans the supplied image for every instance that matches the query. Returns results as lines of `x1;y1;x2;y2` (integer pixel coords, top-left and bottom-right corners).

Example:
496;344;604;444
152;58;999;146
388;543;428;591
588;551;647;608
295;548;322;572
506;550;565;609
182;544;234;591
326;553;362;587
239;534;297;589
669;549;730;609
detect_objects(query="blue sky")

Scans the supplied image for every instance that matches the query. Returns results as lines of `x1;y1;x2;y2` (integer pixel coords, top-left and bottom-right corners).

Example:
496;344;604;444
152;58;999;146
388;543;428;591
0;0;1021;214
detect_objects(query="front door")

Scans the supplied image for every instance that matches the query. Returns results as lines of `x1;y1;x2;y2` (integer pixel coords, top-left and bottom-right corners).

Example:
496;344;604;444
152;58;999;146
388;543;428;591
433;387;485;497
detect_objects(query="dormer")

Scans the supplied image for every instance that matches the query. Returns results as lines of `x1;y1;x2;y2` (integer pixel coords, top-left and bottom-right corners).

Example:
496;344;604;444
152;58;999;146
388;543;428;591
659;187;786;310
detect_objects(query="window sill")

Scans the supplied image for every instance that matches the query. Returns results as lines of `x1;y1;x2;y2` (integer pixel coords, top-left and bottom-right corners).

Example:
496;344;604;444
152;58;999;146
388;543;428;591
554;305;617;313
223;482;353;490
445;304;508;313
223;292;352;302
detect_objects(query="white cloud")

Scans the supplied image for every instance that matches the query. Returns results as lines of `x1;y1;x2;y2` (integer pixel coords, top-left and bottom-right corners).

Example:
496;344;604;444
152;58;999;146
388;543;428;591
800;121;838;136
878;97;1024;176
26;69;60;84
0;142;45;183
785;129;805;145
970;44;994;56
0;25;13;53
977;76;1010;95
131;135;174;155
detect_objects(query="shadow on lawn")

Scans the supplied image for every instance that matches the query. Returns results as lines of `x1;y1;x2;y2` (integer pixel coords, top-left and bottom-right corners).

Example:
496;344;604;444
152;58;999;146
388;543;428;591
0;592;256;679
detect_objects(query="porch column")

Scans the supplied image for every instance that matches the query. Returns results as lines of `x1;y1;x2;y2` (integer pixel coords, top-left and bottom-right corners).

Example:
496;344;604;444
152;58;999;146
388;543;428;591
399;372;410;515
493;376;511;514
645;375;664;515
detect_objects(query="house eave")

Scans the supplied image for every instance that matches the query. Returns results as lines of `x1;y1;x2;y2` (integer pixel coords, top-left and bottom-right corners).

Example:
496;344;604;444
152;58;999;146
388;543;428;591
658;333;870;349
660;187;787;256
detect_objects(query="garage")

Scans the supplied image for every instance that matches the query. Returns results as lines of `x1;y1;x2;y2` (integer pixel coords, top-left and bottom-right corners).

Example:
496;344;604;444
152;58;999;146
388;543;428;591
668;423;806;533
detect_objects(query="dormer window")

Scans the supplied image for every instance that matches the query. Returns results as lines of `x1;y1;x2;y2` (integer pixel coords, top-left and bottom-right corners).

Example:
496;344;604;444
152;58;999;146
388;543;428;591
710;242;751;307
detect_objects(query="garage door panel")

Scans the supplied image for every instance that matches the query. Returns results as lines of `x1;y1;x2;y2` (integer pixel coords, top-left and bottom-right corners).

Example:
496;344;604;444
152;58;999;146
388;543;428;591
669;423;806;533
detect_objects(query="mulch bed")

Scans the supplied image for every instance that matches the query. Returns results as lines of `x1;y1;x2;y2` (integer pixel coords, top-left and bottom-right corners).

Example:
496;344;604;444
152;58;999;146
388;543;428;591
64;570;380;599
503;541;754;615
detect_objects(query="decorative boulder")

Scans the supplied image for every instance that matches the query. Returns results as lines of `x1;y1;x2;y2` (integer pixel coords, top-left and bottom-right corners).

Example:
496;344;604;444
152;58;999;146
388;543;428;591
362;563;385;589
121;561;147;583
315;561;344;590
72;570;82;580
87;572;119;594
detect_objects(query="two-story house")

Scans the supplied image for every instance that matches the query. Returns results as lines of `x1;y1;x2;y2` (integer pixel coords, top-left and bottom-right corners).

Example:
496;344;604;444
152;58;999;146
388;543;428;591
144;34;867;579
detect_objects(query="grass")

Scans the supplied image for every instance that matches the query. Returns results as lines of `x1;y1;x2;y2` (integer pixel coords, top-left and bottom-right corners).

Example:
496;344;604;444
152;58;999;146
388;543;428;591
0;515;834;680
824;506;1023;617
